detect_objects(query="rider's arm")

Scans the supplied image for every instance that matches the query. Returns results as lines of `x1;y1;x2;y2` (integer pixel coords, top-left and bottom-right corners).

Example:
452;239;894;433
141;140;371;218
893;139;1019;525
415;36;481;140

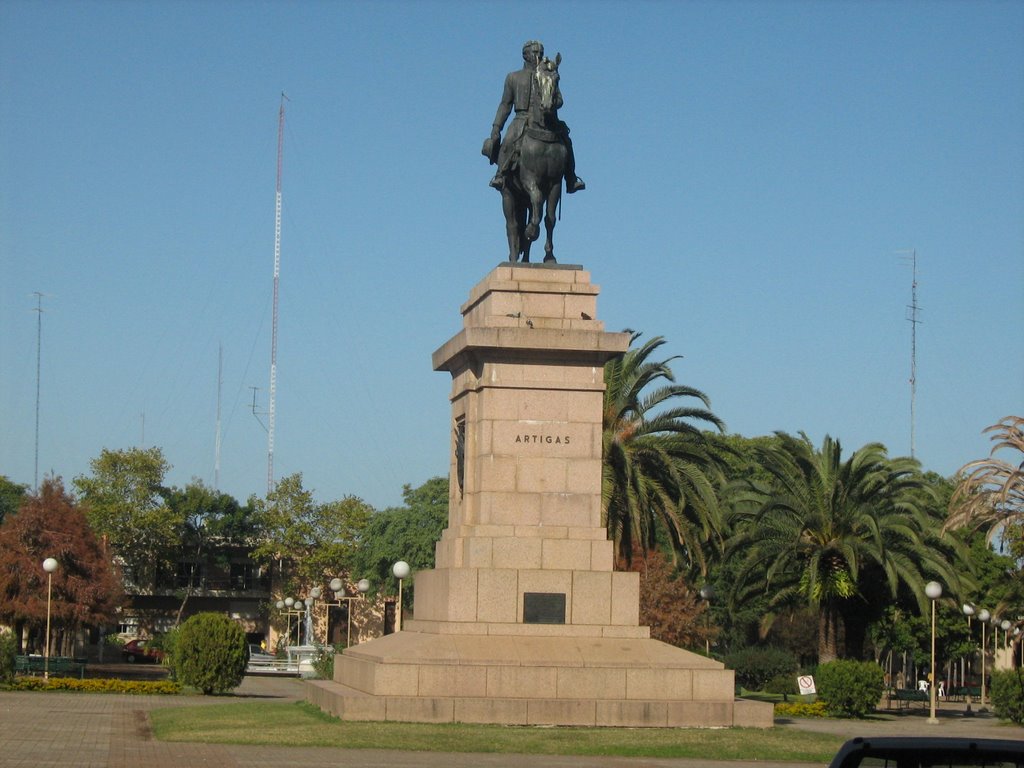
491;73;515;138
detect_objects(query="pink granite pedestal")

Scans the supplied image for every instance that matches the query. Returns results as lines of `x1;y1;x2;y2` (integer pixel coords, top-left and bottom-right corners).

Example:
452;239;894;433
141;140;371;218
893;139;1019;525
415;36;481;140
307;264;772;728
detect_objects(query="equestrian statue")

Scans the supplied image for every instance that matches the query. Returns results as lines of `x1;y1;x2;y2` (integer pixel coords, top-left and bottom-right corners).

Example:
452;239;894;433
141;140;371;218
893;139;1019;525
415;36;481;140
482;40;585;263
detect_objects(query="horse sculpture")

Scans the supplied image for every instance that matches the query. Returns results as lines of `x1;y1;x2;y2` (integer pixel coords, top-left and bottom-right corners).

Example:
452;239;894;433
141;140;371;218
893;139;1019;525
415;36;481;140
502;55;567;263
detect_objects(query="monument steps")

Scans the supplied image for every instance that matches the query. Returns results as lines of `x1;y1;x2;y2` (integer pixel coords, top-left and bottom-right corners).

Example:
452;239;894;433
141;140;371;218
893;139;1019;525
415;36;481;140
307;673;773;728
304;629;773;727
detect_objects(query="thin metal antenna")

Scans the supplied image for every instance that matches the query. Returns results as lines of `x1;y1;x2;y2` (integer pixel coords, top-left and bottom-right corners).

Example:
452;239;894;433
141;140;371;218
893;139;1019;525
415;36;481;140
215;344;223;490
32;292;45;492
897;249;922;459
267;92;288;495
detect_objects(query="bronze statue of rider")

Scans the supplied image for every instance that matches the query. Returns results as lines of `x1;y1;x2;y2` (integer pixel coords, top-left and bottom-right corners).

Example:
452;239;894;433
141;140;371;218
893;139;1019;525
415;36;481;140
485;40;585;194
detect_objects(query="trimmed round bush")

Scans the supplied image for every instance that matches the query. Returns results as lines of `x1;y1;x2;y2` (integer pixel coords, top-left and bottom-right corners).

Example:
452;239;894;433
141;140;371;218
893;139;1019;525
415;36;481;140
816;659;885;718
172;612;247;695
764;672;799;696
724;647;798;691
991;669;1024;724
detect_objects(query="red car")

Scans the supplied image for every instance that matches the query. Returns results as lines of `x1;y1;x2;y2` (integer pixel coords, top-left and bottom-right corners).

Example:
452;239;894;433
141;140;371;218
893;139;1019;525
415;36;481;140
121;638;163;663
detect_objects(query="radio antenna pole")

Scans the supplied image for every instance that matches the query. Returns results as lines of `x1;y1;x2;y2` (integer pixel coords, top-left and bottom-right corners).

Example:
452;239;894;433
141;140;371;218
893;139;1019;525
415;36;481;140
268;93;287;494
897;249;921;459
32;292;45;492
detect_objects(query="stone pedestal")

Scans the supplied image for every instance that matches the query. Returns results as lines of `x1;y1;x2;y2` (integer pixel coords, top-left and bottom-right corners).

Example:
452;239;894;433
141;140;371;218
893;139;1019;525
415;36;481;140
306;264;772;729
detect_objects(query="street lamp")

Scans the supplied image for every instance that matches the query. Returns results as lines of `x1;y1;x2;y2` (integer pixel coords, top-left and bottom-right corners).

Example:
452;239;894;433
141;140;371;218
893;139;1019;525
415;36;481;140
699;585;715;655
42;558;58;682
311;578;371;647
392;561;411;632
924;581;942;724
1000;619;1011;654
293;600;305;645
275;596;306;647
978;608;991;708
961;604;975;694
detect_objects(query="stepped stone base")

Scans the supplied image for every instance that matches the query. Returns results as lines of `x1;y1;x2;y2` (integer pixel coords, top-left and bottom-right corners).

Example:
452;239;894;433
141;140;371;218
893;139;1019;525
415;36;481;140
305;265;774;729
305;631;773;728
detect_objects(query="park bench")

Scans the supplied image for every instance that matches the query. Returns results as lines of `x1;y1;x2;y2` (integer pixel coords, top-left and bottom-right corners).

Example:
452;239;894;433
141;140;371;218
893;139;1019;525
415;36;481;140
14;655;87;679
949;685;982;703
889;688;929;710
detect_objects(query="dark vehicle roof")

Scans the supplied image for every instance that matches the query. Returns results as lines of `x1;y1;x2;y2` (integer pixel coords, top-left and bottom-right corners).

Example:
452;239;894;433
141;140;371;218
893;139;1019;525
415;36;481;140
828;737;1024;768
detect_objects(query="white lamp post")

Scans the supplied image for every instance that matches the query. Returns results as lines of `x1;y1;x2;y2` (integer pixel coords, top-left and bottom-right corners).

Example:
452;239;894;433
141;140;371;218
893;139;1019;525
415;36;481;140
924;581;942;723
1001;619;1012;654
313;578;372;647
42;558;58;682
961;604;975;691
293;600;305;645
978;608;990;707
392;561;411;632
699;585;715;655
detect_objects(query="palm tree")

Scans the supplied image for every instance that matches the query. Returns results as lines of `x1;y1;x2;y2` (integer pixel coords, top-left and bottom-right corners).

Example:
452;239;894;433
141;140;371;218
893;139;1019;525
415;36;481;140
946;415;1024;540
602;332;726;572
728;432;959;663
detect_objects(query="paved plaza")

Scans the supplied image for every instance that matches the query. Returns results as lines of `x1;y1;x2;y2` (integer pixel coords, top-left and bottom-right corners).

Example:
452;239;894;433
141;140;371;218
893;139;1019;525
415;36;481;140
0;675;1021;768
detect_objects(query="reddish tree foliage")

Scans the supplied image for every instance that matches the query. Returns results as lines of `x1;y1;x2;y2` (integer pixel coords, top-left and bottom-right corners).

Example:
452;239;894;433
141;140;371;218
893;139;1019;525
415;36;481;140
0;478;123;653
620;547;713;651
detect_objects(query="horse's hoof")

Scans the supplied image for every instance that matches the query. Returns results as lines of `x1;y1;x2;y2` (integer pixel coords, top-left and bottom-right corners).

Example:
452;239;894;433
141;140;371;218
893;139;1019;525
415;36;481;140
525;225;539;242
544;255;556;263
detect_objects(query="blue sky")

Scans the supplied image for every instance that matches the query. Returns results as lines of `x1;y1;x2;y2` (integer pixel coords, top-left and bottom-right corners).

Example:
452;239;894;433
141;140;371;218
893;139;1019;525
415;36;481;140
2;0;1022;511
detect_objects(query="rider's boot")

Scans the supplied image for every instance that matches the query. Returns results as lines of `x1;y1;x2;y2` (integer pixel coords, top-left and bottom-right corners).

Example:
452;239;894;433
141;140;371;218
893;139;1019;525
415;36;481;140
489;171;505;190
566;174;586;194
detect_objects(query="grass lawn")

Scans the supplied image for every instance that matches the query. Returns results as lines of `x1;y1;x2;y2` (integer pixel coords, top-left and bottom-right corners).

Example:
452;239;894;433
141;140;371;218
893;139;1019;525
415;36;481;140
150;701;844;761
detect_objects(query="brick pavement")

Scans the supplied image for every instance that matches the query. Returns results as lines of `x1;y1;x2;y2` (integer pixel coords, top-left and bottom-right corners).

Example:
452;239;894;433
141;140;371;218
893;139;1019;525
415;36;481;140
0;676;1021;768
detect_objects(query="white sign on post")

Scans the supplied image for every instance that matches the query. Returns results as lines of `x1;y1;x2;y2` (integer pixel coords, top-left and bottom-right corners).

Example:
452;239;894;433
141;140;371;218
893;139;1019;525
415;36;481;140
797;675;816;695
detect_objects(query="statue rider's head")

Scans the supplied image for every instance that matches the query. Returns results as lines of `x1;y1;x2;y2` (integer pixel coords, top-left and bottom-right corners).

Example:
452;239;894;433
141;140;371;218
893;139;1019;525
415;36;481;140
522;40;544;67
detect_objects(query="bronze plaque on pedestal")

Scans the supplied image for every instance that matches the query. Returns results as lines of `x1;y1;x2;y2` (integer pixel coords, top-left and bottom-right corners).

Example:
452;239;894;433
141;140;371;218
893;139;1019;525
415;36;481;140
523;592;566;624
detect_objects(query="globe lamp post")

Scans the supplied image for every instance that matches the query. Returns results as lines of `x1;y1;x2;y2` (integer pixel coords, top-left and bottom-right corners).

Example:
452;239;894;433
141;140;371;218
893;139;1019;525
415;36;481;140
978;608;990;707
392;561;411;632
42;558;58;682
924;581;942;723
312;578;372;647
961;604;975;691
699;585;715;655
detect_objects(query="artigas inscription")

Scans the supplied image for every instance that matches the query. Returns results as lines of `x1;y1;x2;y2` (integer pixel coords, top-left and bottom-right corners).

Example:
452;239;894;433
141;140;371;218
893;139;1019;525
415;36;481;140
514;433;570;445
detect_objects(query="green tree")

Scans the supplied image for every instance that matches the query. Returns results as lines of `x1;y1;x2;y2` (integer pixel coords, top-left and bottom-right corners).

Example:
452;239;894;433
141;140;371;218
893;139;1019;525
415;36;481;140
250;473;373;595
602;332;726;572
0;478;122;654
73;447;180;589
351;477;449;596
728;433;959;663
0;475;28;526
162;480;255;624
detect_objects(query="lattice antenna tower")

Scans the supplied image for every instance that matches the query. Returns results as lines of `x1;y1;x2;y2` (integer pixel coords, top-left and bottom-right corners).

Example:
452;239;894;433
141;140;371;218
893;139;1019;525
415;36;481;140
32;291;46;492
214;344;222;490
267;93;287;494
898;249;922;458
